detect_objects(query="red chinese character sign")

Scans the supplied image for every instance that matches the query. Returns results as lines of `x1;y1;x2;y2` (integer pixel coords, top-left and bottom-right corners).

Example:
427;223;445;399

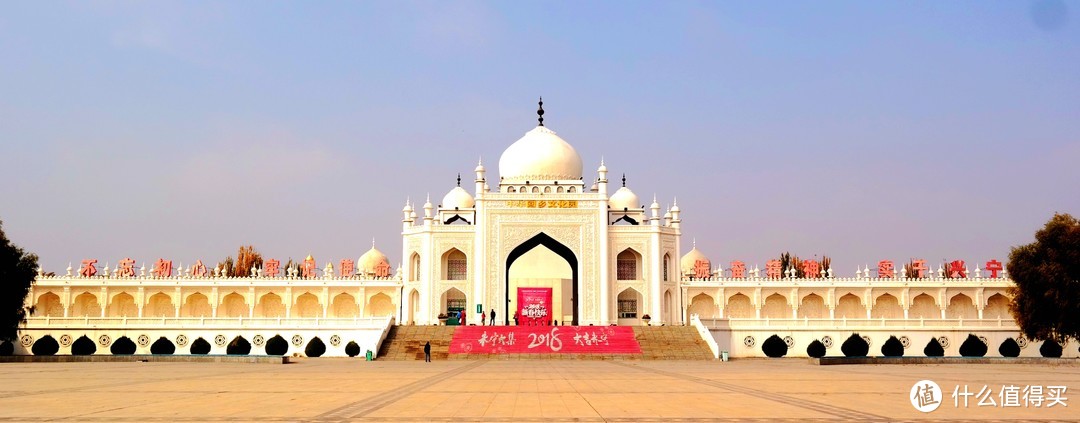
302;256;317;279
802;260;821;279
517;287;553;326
448;326;642;354
878;260;894;278
374;261;392;278
765;260;782;279
912;259;928;278
730;261;746;279
693;259;711;279
340;259;354;278
152;259;172;277
948;260;967;278
79;259;98;277
264;259;280;277
117;258;136;277
985;260;1003;278
192;260;207;278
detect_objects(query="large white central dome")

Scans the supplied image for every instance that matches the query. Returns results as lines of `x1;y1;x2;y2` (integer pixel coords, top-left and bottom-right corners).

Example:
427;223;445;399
498;126;583;183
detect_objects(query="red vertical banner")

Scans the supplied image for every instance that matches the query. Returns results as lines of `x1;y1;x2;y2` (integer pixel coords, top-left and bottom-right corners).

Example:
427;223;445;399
517;287;553;326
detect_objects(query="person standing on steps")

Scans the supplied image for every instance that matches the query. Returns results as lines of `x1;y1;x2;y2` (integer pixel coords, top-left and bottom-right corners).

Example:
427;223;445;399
481;310;486;326
490;308;496;326
423;341;431;362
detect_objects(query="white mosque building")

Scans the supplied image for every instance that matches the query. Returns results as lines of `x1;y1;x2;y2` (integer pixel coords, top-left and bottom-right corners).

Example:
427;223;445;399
14;101;1074;358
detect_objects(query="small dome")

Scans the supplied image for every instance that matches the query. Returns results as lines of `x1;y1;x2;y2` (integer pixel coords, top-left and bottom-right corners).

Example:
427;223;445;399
498;126;583;183
608;186;639;211
441;186;475;210
357;246;390;275
681;247;711;275
305;254;314;261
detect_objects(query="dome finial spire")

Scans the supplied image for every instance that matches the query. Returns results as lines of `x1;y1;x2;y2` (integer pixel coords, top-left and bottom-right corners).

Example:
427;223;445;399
537;96;545;127
622;173;626;187
457;173;461;187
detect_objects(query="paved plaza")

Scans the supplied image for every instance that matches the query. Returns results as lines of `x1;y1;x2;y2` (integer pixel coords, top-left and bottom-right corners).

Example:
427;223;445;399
0;358;1077;422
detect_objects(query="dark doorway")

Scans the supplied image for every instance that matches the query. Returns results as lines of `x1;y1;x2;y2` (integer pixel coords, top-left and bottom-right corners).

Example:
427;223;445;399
505;232;579;326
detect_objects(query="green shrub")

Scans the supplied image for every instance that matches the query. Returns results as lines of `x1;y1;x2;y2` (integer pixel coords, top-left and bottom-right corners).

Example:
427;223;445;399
71;335;97;355
265;335;288;356
305;337;326;357
0;341;13;356
924;337;945;357
841;333;869;357
880;336;904;357
1040;339;1062;358
190;338;211;355
110;336;137;355
150;337;175;355
958;334;987;357
345;341;360;357
227;336;251;355
761;335;787;358
998;338;1020;357
806;339;826;358
32;335;59;356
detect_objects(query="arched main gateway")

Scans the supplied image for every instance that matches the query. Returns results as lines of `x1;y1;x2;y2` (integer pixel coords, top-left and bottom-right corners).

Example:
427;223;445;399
505;232;579;326
400;101;684;326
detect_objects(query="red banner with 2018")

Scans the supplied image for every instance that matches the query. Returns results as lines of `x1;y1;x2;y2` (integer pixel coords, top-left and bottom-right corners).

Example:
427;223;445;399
448;326;642;354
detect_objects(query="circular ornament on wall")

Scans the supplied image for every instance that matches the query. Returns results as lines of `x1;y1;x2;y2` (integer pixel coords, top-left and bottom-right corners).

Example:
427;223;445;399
137;334;150;347
862;336;873;348
821;336;833;349
214;335;227;347
329;335;341;346
938;336;950;349
899;336;911;349
98;334;111;347
20;334;34;347
1016;336;1028;349
252;335;265;347
292;335;304;347
59;334;72;347
175;334;188;347
743;336;755;348
783;336;795;348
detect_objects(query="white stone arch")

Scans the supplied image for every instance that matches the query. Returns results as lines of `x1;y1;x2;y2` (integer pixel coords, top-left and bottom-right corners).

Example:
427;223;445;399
909;293;938;319
441;248;468;280
726;293;754;318
367;292;395;317
984;293;1011;320
181;292;211;317
946;293;977;320
331;293;359;318
257;292;285;318
663;253;672;282
408;288;420;324
663;289;674;322
688;293;718;318
219;292;248;318
798;293;826;319
439;287;467;316
70;292;101;317
409;252;421;282
144;292;175;317
616;248;642;281
107;292;137;317
761;293;791;319
871;293;903;319
34;291;63;317
835;293;863;319
292;292;322;318
616;287;643;319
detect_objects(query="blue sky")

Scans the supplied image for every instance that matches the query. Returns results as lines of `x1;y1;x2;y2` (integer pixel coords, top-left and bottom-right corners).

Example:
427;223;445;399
1;1;1077;274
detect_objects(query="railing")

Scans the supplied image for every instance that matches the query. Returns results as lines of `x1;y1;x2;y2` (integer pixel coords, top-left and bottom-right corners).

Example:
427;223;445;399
689;314;720;359
698;317;1019;330
681;277;1013;286
21;316;393;329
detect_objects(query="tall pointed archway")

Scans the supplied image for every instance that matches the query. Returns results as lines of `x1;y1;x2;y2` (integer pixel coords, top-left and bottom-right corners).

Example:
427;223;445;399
505;232;579;325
